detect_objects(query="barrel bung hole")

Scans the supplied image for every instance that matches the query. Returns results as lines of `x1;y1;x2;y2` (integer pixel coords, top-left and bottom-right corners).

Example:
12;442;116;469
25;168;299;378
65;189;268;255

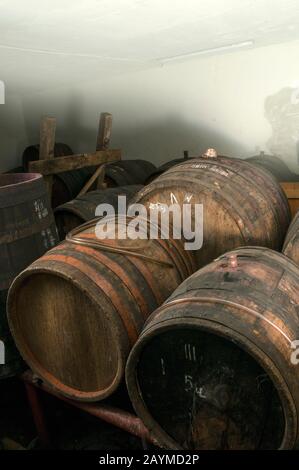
12;273;120;396
137;328;285;449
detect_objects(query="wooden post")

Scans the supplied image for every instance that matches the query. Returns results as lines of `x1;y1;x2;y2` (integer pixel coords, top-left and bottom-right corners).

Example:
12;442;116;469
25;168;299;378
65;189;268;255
39;117;56;197
78;113;113;196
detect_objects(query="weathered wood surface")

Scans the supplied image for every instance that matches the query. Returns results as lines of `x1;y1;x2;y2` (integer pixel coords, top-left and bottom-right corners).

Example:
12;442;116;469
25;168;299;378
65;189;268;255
8;217;196;401
126;247;299;450
39;117;56;196
280;182;299;219
0;173;59;378
133;151;291;269
54;185;142;239
283;207;299;264
105;159;156;187
28;149;121;175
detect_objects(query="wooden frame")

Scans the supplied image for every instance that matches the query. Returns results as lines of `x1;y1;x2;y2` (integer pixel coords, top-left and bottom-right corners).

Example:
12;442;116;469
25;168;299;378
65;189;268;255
28;113;120;197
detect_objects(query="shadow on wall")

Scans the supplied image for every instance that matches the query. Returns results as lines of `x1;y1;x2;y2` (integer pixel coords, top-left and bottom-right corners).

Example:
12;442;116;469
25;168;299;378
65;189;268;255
15;92;248;170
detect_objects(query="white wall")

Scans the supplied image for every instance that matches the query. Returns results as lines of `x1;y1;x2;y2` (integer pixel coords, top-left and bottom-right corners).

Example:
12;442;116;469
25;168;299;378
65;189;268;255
2;38;299;172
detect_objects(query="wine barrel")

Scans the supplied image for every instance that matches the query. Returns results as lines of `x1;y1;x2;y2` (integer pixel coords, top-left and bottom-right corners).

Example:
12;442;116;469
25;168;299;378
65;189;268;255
245;152;299;182
0;173;58;378
126;247;299;450
105;160;156;187
133;149;291;269
283;210;299;264
51;166;96;208
7;217;196;401
54;185;142;240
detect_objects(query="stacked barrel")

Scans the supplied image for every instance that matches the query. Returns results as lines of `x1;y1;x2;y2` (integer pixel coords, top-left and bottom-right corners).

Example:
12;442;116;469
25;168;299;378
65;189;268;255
6;148;299;449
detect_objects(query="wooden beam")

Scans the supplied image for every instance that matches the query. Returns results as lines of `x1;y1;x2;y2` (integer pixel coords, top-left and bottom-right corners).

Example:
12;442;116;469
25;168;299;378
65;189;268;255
39;117;56;195
78;165;106;196
96;113;112;151
28;149;121;175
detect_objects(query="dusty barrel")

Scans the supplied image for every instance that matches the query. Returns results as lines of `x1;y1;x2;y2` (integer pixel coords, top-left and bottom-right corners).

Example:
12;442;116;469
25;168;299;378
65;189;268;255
0;173;58;378
54;185;142;240
283;210;299;264
145;156;192;184
7;217;195;401
126;247;299;450
105;160;156;187
245;152;299;182
133;149;291;268
51;166;96;208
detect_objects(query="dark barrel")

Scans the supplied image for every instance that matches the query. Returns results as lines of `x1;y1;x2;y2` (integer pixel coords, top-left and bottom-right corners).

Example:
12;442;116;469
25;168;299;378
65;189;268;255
283;210;299;265
133;149;291;269
51;166;96;208
22;142;97;208
54;185;142;239
126;247;299;450
245;152;299;182
7;217;196;401
105;160;156;187
22;143;73;171
0;173;58;378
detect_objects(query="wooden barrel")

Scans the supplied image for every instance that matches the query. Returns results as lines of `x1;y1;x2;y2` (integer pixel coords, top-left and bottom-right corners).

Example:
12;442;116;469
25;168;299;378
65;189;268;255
22;142;97;208
133;149;291;268
245;152;299;182
0;173;59;378
283;210;299;264
126;247;299;450
54;185;142;240
7;217;196;401
105;160;156;187
145;157;192;184
51;166;96;208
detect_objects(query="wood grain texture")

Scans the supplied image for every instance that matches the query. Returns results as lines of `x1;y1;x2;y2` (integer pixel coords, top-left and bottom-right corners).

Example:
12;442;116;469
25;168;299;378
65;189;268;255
39;117;56;196
133;155;291;269
126;247;299;450
28;149;121;175
7;217;196;401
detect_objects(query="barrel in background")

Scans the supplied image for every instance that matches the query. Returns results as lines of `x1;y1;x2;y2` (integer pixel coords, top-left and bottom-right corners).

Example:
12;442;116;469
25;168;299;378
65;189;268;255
126;246;299;450
245;152;299;182
7;217;196;401
132;150;291;269
105;160;156;186
54;185;142;240
283;209;299;264
0;173;59;378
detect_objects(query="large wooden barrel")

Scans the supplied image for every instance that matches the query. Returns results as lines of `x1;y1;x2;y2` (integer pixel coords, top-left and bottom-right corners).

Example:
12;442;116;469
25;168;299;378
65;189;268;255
245;152;299;182
54;185;142;240
105;160;156;187
283;210;299;264
0;173;58;378
126;247;299;450
133;149;291;268
7;217;196;401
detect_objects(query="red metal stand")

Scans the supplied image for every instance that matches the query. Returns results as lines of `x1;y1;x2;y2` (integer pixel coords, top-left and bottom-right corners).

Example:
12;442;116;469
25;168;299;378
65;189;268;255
22;370;158;449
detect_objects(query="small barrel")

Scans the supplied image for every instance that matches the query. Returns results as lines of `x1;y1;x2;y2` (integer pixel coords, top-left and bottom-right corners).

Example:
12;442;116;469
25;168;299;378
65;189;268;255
0;173;58;378
133;150;291;269
245;152;299;182
54;185;142;239
8;217;196;401
105;160;156;187
126;247;299;450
